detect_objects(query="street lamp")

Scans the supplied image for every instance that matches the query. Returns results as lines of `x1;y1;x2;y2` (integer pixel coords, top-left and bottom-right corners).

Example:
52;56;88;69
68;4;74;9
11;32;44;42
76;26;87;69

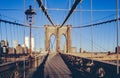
25;5;36;56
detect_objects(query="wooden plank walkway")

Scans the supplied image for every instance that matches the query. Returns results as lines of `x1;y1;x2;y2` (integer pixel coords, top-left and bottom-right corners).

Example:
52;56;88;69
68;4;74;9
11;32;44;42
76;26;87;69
44;53;72;78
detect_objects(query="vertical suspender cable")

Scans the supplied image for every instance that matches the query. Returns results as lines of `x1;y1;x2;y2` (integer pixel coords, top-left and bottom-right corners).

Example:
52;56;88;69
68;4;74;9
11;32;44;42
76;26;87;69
14;23;17;41
13;24;15;42
17;25;19;43
45;0;47;9
12;24;14;43
16;24;18;43
90;0;93;63
24;0;26;46
18;26;20;44
116;0;119;75
0;21;1;54
23;26;25;46
34;0;36;23
10;24;13;47
34;0;36;10
0;14;2;40
23;0;26;75
80;1;82;52
34;0;36;51
19;26;21;44
5;23;8;40
0;21;2;40
68;0;70;10
21;26;23;45
16;24;17;42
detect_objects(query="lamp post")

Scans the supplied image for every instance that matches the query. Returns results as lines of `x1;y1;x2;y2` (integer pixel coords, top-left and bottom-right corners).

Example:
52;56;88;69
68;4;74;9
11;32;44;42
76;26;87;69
25;5;36;56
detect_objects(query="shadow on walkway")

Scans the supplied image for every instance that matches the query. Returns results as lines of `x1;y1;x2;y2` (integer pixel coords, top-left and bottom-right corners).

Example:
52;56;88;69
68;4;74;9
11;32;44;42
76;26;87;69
31;54;49;78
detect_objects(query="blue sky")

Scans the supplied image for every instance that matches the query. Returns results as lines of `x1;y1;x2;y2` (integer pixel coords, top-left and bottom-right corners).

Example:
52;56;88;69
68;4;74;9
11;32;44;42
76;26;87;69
0;0;120;52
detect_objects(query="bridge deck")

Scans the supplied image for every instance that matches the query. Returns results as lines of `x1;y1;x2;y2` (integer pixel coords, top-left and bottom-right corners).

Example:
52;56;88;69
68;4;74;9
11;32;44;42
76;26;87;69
44;53;72;78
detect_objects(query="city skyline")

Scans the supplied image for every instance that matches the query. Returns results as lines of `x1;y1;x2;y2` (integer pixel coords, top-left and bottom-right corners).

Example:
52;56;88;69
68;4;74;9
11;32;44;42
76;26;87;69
0;0;120;52
0;1;120;78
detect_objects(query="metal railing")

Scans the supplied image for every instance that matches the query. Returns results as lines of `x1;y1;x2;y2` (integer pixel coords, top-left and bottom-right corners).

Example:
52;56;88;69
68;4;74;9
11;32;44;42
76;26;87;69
60;53;120;78
0;54;47;78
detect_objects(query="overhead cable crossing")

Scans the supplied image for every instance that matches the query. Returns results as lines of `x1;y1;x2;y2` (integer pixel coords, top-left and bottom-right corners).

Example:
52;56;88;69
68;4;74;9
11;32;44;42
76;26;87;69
37;0;54;26
60;0;81;27
73;17;120;28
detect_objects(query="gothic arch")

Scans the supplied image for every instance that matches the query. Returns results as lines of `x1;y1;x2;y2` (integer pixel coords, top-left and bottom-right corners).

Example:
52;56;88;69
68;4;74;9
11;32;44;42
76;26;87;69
49;33;56;51
60;34;67;52
45;25;72;53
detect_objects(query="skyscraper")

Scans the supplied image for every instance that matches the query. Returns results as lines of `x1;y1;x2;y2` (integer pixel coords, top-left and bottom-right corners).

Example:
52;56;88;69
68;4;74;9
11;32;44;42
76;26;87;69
25;37;35;51
25;37;29;48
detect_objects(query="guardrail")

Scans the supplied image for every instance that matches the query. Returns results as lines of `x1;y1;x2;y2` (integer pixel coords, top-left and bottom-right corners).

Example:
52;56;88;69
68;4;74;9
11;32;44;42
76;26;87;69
60;53;120;78
0;53;48;78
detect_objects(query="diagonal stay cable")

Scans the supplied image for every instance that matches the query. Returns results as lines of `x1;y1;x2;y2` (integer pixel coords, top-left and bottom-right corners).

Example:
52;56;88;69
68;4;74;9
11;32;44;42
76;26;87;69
37;0;54;26
73;17;120;28
60;0;81;28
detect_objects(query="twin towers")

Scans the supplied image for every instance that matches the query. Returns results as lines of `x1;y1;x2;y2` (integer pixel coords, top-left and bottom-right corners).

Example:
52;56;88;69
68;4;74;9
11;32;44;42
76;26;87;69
45;25;72;53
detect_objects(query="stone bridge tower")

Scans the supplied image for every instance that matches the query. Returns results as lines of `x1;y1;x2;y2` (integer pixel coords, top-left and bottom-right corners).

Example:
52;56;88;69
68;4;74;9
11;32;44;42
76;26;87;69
45;25;72;53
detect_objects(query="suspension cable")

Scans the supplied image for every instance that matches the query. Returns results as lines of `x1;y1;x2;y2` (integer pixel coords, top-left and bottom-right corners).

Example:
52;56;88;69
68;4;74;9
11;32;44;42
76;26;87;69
0;18;44;28
37;0;54;26
0;19;29;27
60;0;81;28
73;17;120;28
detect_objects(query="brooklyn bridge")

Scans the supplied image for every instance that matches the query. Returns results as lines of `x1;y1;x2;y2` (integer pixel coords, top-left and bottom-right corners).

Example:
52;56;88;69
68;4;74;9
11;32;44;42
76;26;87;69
0;0;120;78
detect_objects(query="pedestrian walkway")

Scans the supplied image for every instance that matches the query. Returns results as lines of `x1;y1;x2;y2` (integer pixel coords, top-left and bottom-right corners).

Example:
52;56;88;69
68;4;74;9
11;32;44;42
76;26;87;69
44;53;72;78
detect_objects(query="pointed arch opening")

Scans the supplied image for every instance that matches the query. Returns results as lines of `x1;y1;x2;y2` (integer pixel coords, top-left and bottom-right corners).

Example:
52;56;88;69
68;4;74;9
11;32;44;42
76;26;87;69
50;34;56;52
60;34;67;53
